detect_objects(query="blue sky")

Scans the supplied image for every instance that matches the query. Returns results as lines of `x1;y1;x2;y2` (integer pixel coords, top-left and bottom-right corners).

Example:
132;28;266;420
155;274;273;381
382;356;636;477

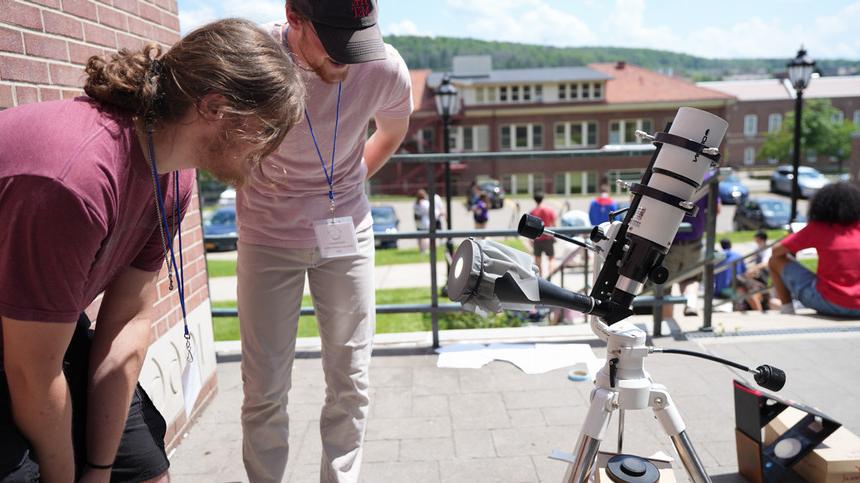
177;0;860;59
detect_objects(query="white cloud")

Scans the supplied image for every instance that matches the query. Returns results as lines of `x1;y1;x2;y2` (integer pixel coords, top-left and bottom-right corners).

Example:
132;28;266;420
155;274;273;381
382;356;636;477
602;0;681;50
179;0;284;34
179;4;218;34
384;19;425;36
446;0;597;46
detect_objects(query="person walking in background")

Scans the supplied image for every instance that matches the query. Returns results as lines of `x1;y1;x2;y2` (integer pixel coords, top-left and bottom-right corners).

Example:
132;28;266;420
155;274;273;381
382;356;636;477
473;192;490;229
769;182;860;317
529;192;558;277
413;189;430;253
433;192;446;231
588;187;618;226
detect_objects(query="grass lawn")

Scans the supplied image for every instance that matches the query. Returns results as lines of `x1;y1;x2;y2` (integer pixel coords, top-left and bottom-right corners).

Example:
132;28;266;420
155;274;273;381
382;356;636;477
211;286;523;341
206;238;528;277
715;229;788;245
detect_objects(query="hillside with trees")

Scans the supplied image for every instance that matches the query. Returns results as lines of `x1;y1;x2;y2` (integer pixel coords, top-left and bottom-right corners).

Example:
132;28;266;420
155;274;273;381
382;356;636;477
384;35;860;81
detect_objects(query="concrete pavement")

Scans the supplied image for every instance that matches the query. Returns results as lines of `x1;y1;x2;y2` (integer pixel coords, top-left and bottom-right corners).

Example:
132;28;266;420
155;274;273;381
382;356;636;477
169;312;860;482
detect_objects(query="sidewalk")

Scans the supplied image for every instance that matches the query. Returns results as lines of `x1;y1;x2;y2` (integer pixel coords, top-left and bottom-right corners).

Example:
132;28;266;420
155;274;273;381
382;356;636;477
169;312;860;482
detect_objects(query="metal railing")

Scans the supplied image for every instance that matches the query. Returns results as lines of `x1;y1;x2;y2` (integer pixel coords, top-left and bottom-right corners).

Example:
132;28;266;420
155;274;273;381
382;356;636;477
210;147;719;346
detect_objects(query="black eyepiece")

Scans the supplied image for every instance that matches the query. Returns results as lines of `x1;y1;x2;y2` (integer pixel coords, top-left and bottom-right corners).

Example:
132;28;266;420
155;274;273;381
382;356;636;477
754;364;786;392
518;214;545;240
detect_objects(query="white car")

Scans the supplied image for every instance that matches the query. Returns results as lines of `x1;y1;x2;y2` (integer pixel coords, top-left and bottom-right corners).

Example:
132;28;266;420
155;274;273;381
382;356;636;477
770;166;828;198
218;187;236;206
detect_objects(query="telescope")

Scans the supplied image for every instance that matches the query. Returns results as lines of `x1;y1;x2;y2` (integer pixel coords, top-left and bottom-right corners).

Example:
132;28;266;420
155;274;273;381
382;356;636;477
447;108;786;483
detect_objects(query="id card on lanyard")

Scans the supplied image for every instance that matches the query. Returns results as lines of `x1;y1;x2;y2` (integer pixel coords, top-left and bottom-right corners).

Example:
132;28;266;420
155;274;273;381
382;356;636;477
307;81;359;258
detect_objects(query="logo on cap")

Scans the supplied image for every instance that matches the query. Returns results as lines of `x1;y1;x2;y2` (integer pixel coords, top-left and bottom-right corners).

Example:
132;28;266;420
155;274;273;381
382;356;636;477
352;0;371;18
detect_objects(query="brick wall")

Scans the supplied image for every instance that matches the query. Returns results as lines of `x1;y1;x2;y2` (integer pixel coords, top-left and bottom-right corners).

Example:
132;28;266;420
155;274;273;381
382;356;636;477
2;0;218;452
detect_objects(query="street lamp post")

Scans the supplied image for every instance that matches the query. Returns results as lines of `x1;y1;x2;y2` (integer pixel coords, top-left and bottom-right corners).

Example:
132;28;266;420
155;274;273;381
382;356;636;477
434;74;460;259
787;46;815;224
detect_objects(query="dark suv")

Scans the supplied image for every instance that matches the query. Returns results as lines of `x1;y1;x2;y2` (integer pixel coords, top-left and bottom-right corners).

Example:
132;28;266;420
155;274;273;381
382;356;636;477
478;180;505;209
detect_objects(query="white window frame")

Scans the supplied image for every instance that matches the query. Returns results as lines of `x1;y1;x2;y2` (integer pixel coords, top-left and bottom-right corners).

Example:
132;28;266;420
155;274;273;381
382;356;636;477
767;113;782;133
744;114;758;137
832;110;844;123
608;119;653;144
454;125;489;152
592;82;602;100
853;110;860;129
553;121;598;148
743;147;756;165
500;123;543;150
475;87;485;104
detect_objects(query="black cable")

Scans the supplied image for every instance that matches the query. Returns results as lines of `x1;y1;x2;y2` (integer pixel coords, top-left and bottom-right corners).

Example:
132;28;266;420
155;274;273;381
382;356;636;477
654;348;751;372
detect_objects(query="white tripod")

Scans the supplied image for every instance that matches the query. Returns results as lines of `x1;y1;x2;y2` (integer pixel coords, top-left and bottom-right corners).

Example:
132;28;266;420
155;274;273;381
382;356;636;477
556;221;711;483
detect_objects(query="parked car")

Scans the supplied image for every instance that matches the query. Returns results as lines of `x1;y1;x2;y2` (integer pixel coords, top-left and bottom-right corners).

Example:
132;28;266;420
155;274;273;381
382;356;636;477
203;206;238;251
218;187;236;206
478;180;505;209
770;166;828;198
718;174;749;204
371;205;399;249
733;197;804;230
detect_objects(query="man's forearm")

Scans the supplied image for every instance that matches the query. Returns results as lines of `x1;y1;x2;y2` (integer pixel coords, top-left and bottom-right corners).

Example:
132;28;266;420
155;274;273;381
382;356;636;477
7;369;74;482
363;132;402;179
86;316;151;468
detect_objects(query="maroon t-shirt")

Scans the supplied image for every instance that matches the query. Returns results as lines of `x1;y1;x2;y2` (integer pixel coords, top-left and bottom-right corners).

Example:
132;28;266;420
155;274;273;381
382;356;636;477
0;98;194;325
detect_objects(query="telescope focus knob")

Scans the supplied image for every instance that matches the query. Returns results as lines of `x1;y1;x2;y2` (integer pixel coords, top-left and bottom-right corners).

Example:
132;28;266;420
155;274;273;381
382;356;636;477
518;214;545;240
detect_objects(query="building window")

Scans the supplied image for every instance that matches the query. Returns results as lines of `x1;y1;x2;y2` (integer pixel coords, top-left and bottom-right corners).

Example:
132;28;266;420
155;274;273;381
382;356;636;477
500;123;543;150
581;83;590;99
500;86;508;102
832;110;844;123
512;85;520;102
535;85;543;101
609;119;652;144
744;147;756;165
592;83;602;99
554;121;598;148
523;85;531;101
744;114;758;137
570;83;579;100
559;84;566;100
416;128;435;153
853;110;860;130
486;86;496;103
807;151;817;163
476;87;485;104
768;113;782;133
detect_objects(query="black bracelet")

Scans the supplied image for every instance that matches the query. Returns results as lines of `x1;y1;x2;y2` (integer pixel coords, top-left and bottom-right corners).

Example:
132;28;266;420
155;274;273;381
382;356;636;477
87;461;114;470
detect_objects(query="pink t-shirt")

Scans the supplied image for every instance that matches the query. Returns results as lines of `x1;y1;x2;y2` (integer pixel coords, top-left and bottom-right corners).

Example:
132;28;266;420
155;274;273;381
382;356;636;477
0;98;193;324
237;22;413;248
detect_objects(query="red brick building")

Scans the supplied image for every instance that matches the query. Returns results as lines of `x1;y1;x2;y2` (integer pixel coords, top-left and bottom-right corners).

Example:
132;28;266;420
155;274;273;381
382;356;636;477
1;0;216;450
375;57;734;196
699;76;860;175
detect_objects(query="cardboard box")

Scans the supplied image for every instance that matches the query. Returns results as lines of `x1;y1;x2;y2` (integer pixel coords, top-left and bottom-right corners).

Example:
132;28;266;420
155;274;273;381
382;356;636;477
764;407;860;483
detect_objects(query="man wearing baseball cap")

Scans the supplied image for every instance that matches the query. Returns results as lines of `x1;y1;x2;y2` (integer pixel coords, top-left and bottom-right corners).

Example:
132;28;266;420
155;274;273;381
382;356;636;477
237;1;413;481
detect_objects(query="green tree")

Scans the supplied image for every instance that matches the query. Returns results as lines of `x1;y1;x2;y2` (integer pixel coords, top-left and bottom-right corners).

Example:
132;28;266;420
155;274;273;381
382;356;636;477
759;99;855;171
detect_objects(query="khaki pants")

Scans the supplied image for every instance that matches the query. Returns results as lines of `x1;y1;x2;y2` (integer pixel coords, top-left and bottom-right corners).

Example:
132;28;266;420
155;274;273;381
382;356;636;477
237;225;376;483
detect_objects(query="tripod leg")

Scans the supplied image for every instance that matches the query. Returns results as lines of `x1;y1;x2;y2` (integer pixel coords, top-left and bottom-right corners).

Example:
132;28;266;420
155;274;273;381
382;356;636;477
649;386;712;483
564;387;615;483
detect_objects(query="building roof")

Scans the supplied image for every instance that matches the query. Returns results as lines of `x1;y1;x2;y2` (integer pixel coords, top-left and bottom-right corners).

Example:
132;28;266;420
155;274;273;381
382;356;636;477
589;62;734;104
409;69;434;111
699;75;860;101
427;66;611;88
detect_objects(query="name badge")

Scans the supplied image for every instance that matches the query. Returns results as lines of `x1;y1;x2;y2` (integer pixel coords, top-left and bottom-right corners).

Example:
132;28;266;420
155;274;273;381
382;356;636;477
313;217;359;258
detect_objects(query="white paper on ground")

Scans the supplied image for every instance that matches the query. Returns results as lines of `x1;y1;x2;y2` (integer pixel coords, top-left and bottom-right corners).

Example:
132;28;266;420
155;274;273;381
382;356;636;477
436;342;600;375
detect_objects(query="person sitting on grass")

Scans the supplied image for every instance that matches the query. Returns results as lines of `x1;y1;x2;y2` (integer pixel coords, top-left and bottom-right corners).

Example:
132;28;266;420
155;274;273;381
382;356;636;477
769;182;860;317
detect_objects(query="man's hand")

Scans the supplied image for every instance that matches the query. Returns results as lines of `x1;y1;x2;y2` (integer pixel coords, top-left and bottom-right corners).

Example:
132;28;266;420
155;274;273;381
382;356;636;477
86;266;159;472
364;115;409;179
2;317;76;483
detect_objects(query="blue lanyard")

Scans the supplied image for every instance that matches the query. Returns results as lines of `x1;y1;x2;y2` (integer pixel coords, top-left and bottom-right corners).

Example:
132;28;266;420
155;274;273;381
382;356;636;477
305;81;342;214
146;130;191;359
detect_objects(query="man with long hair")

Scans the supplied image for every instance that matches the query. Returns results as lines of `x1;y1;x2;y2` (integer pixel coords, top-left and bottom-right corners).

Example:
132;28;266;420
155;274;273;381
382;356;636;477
237;1;412;481
0;19;305;482
769;182;860;317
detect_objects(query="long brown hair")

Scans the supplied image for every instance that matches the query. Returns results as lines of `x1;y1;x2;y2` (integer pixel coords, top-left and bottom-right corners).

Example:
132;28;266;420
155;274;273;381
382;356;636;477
84;18;305;159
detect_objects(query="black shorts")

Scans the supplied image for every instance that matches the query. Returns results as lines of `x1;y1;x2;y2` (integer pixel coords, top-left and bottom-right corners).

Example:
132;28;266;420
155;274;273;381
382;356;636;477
533;238;555;258
0;314;169;483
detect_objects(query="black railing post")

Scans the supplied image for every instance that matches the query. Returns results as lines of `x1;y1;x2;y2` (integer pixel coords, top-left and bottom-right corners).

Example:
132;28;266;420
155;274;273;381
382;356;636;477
702;179;717;331
427;162;440;348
